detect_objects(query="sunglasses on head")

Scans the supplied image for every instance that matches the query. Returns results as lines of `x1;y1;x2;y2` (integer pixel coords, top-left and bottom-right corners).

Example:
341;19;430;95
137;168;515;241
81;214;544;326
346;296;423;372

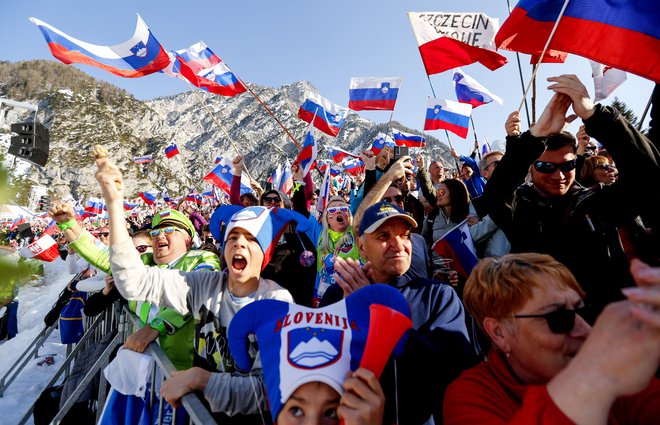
135;245;150;253
533;159;577;174
326;206;349;215
514;306;589;334
263;195;281;203
149;226;179;238
382;195;404;204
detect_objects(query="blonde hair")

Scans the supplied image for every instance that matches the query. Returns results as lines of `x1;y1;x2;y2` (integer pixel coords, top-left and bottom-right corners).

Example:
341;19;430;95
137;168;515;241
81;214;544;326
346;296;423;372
318;197;352;254
580;155;610;181
463;253;585;331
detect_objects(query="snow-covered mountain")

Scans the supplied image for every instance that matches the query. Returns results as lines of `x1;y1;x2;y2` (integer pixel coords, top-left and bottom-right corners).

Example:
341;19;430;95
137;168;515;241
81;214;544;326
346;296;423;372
0;60;453;201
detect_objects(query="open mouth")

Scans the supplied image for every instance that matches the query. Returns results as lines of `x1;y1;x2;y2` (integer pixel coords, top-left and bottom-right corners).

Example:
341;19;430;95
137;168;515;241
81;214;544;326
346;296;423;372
336;216;344;223
232;255;247;271
157;242;168;250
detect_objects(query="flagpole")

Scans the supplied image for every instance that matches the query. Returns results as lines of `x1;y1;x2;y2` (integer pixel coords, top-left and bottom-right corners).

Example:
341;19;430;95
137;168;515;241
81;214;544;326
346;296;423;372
637;94;653;131
516;0;571;114
469;116;481;160
506;0;532;128
426;76;461;173
532;64;538;124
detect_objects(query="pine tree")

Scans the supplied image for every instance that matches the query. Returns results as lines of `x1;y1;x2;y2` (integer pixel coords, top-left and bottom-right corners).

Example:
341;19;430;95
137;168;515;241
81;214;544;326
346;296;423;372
610;97;638;126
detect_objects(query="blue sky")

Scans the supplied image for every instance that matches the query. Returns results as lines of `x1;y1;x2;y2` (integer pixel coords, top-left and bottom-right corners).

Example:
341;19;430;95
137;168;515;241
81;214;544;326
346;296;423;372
1;0;655;156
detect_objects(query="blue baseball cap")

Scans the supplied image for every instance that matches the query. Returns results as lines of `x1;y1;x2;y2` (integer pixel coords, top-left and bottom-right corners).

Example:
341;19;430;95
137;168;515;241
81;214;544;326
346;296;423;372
358;202;417;236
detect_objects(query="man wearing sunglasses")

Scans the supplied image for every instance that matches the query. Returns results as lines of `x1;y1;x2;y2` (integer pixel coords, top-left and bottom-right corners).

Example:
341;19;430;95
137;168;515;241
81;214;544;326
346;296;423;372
474;74;660;320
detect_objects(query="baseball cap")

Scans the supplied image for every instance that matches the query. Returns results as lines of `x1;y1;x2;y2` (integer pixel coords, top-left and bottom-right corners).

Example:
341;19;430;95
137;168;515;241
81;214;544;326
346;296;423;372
151;209;195;238
358;202;417;236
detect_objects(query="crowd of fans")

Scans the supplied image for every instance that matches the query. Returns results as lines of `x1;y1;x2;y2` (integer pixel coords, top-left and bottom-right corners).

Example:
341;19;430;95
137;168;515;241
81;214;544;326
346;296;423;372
4;75;660;424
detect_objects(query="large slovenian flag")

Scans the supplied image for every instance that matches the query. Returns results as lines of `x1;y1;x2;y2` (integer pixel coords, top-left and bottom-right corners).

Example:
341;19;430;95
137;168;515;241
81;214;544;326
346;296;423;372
20;234;60;262
29;15;170;78
392;128;426;148
424;98;472;138
452;68;503;108
172;41;248;97
408;12;507;75
164;144;179;159
203;157;251;195
298;93;348;137
432;220;478;279
325;145;359;164
139;191;158;205
496;0;660;83
133;155;153;165
349;77;402;111
295;122;318;177
370;132;396;155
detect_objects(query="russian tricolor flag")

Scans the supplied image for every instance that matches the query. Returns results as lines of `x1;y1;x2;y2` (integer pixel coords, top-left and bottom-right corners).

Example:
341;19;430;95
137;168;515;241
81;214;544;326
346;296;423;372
298;93;348;137
139;191;158;205
496;0;660;83
164;144;179;159
408;12;507;75
432;220;478;279
325;145;359;164
370;132;396;155
349;77;401;111
424;99;472;139
203;157;251;195
452;68;503;108
392;128;426;148
295;122;318;177
123;200;138;211
29;15;170;78
173;41;247;97
133;155;153;164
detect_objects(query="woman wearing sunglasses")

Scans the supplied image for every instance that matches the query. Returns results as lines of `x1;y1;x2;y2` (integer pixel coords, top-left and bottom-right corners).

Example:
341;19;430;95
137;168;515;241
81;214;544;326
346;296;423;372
579;155;618;187
444;253;660;425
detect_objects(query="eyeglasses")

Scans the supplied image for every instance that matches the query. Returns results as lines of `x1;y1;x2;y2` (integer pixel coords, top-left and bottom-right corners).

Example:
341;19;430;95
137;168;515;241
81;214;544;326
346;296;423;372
514;306;589;334
485;160;500;170
135;245;150;253
263;195;281;204
326;206;349;215
149;226;178;238
382;195;404;204
595;164;615;171
533;159;577;174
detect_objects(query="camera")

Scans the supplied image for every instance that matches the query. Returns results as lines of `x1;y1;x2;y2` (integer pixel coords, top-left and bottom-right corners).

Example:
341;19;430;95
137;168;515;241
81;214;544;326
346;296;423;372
393;146;409;160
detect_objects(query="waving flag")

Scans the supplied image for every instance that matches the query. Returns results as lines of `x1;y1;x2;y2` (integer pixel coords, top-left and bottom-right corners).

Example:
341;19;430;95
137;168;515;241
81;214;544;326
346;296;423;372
273;160;293;195
343;158;365;176
173;41;247;97
590;61;627;102
84;197;104;215
298;93;348;137
204;157;251;195
530;49;567;64
496;0;660;83
424;99;472;138
432;220;478;279
325;145;359;164
295;122;318;177
408;12;507;75
370;132;396;155
133;155;152;164
316;166;332;216
482;141;492;155
187;190;203;205
29;15;169;78
315;160;341;177
392;128;426;148
349;77;402;111
164;144;180;158
19;234;59;262
452;68;503;108
139;191;158;205
123;200;138;211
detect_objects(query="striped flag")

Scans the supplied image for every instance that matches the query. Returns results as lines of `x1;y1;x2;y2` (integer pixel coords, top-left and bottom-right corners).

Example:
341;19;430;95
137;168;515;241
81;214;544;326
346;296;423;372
349;77;401;111
165;144;180;158
392;128;426;148
424;98;472;138
133;155;153;164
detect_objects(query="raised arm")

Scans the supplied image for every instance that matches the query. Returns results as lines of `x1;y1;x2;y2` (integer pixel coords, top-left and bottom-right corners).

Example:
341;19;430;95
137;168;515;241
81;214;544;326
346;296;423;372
230;155;246;207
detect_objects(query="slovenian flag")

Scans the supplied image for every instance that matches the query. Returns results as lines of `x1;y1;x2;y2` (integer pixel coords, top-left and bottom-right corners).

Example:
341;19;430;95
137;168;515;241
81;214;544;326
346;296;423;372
187;190;202;205
408;12;507;75
392;128;426;148
496;0;660;83
164;144;179;158
203;157;251;195
343;158;365;176
424;98;472;139
325;145;359;164
29;15;170;78
139;191;158;205
172;41;247;97
298;93;348;137
432;220;478;279
349;77;401;111
84;197;104;215
370;132;396;155
295;122;318;177
123;200;138;211
133;155;152;164
452;68;503;108
271;161;293;195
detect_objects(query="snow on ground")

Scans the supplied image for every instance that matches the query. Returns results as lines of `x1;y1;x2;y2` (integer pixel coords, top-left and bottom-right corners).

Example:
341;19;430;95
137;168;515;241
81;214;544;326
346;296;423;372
0;258;77;425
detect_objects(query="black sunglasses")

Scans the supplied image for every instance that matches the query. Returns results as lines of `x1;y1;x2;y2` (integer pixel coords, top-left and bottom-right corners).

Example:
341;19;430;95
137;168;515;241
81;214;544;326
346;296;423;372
595;164;615;171
533;159;577;174
514;306;588;334
263;195;281;203
382;195;404;204
485;160;500;170
135;245;150;253
98;232;110;237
